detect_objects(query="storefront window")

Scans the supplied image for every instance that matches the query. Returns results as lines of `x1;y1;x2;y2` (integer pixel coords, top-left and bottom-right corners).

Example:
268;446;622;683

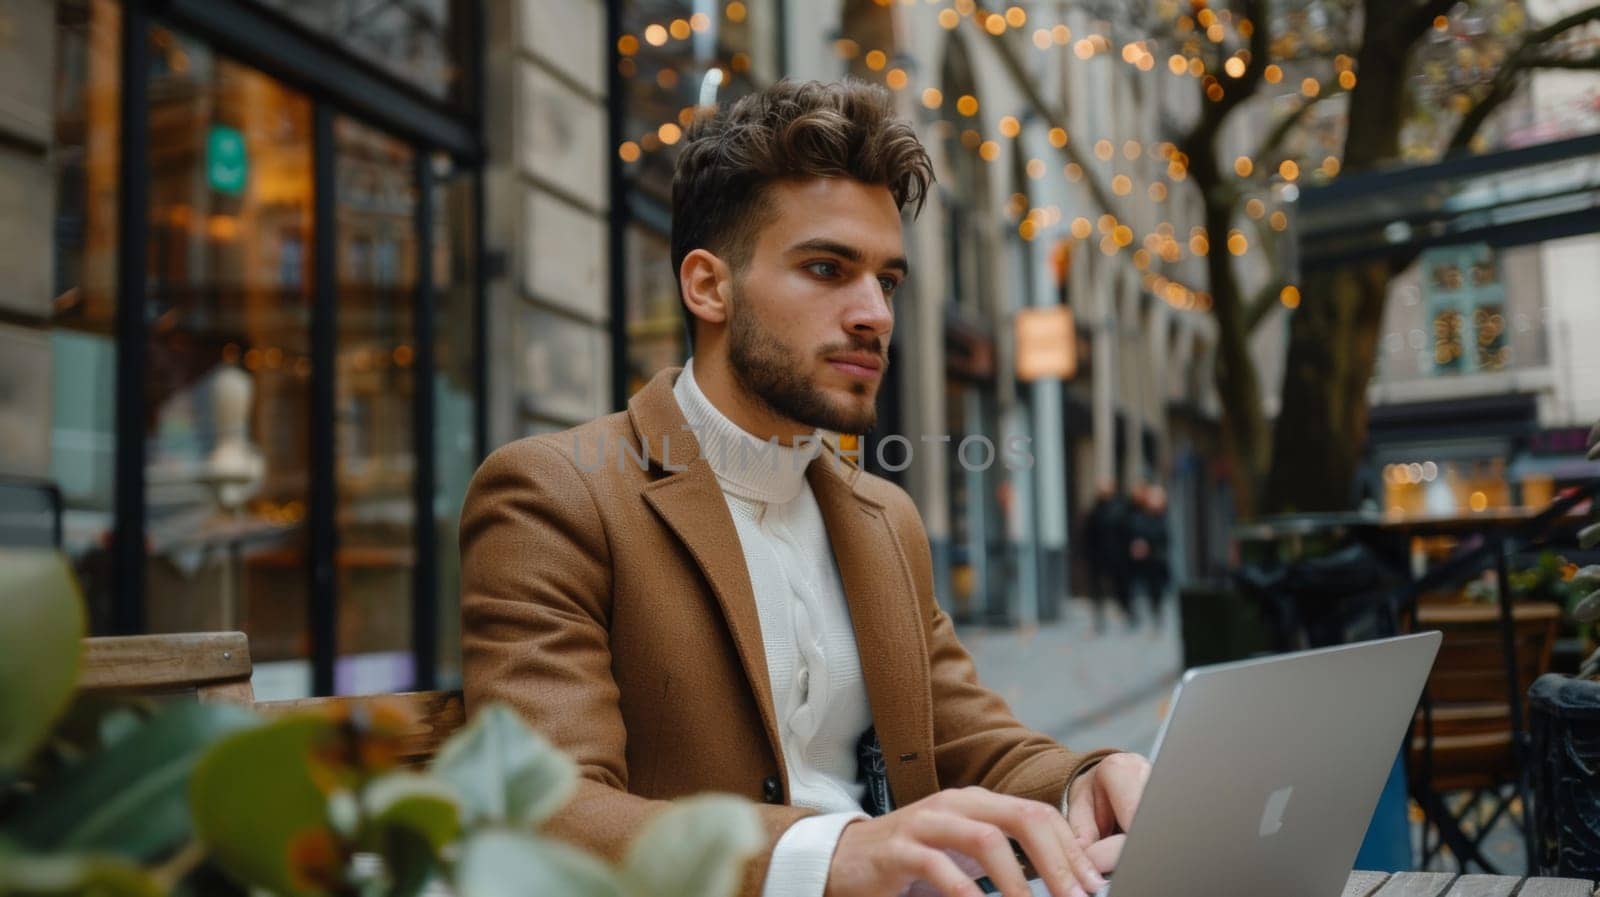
334;117;417;695
617;1;766;393
253;0;468;106
624;226;682;397
140;28;316;694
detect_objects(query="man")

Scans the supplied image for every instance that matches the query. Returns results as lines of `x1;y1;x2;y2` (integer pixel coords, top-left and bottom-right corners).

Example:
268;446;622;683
461;80;1149;897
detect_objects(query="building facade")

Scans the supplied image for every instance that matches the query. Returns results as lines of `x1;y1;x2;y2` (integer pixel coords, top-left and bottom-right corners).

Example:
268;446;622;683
0;0;1228;699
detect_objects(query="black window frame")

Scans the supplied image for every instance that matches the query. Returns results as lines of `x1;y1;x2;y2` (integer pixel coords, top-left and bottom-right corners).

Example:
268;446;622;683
110;0;488;696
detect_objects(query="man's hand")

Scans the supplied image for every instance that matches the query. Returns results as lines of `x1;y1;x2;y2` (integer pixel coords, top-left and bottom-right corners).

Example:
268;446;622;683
1064;752;1152;876
824;786;1108;897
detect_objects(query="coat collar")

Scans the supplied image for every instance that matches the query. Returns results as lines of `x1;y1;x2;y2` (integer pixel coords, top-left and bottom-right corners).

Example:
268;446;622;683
628;367;936;802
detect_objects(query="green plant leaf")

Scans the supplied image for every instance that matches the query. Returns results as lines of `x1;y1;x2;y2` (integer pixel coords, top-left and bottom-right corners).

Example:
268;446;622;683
1575;589;1600;625
430;703;576;827
189;715;339;897
368;823;437;897
621;795;763;897
0;846;165;897
454;829;624;897
0;549;85;773
1572;565;1600;592
362;772;461;852
1582;521;1600;551
3;701;255;861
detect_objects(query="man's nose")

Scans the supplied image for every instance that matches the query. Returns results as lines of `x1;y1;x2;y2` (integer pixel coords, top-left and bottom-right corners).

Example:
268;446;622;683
842;276;893;338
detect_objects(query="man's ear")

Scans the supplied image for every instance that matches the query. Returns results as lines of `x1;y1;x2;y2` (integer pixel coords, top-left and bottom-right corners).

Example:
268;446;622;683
680;248;733;330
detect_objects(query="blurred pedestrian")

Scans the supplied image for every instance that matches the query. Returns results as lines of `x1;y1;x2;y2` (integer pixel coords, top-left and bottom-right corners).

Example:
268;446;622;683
1130;484;1171;625
1083;481;1135;632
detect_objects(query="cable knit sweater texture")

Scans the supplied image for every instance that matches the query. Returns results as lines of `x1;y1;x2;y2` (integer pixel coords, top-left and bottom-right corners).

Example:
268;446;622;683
673;361;871;897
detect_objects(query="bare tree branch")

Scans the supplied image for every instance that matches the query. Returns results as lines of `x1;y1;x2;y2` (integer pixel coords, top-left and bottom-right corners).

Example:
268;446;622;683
1521;51;1600;70
982;23;1130;223
1247;83;1341;165
1397;0;1462;49
1447;4;1600;153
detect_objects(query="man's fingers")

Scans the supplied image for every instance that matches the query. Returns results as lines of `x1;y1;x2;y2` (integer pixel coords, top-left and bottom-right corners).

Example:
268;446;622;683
907;814;1031;897
1064;780;1101;846
1102;756;1151;833
1085;834;1126;874
939;788;1106;897
898;844;988;897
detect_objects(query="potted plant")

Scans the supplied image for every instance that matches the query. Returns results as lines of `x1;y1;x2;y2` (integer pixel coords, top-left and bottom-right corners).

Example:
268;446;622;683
1526;420;1600;878
0;548;761;896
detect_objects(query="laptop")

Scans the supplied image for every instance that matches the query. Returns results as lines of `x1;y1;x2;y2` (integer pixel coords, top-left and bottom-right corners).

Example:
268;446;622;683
1023;631;1442;897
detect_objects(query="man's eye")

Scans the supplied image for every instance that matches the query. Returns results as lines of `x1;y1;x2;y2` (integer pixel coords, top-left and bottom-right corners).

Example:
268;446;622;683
879;275;901;295
806;261;840;278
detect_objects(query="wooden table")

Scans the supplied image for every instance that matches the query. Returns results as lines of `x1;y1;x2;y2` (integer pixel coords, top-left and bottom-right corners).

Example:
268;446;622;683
1346;871;1599;896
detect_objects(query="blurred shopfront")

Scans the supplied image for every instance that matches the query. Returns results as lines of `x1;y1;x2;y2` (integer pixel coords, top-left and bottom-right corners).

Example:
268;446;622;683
1302;134;1600;523
0;0;482;698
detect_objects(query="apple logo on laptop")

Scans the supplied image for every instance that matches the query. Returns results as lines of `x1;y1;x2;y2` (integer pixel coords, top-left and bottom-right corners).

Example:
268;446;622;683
1260;786;1293;837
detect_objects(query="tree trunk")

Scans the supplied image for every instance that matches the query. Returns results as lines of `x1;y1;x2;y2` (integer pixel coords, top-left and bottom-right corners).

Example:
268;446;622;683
1262;5;1417;514
1203;186;1270;519
1263;261;1390;512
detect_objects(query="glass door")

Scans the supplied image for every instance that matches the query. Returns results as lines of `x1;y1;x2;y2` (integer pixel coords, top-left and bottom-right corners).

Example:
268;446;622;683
141;25;316;695
332;117;417;695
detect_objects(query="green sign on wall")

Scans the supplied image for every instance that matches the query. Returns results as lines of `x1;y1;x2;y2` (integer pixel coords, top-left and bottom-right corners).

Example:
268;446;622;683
206;125;248;196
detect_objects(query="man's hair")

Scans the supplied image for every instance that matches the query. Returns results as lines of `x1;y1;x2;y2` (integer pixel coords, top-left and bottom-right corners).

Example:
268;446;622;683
671;79;934;344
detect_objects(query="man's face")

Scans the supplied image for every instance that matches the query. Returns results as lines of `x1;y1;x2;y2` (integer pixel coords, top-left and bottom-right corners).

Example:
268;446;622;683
724;178;904;435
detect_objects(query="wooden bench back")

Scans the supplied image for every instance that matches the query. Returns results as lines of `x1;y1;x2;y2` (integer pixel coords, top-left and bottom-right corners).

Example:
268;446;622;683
80;631;465;765
254;689;466;767
79;631;255;704
1416;602;1561;706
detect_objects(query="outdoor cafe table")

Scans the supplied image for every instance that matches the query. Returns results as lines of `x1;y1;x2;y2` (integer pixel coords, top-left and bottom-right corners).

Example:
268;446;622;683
1343;870;1599;896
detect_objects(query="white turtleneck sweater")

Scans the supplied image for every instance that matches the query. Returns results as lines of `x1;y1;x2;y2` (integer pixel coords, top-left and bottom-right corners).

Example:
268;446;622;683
672;360;872;897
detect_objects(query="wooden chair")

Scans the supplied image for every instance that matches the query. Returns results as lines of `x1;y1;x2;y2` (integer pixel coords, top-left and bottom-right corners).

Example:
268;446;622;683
1408;601;1562;870
79;631;256;704
254;689;466;767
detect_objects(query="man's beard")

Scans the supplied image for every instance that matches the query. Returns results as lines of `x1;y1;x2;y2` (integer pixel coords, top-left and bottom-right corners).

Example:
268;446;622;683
726;284;884;435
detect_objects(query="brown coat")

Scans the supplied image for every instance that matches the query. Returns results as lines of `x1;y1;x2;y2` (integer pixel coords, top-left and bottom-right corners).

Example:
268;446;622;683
460;367;1113;895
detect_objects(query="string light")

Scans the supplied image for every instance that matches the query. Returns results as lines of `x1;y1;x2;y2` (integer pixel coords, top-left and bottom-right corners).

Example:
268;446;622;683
999;115;1021;138
1279;159;1300;180
921;87;944;108
1048;127;1068;147
1234;156;1253;177
1026;158;1047;179
957;94;979;116
1280;285;1301;308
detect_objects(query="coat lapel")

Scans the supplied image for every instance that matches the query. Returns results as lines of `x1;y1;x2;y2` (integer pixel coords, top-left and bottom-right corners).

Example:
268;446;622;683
630;370;787;785
808;454;940;805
